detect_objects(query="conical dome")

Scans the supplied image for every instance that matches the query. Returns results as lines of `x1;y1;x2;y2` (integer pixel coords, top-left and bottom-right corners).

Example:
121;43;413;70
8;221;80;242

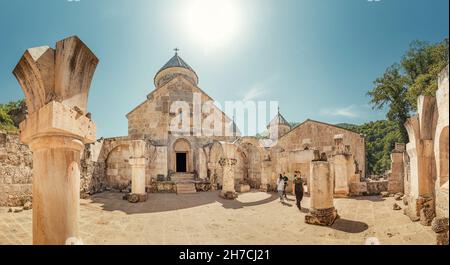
267;109;291;129
154;51;199;87
267;109;291;139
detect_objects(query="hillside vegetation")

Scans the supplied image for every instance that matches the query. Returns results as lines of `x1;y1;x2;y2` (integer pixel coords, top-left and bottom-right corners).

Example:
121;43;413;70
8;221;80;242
0;100;26;133
337;121;403;175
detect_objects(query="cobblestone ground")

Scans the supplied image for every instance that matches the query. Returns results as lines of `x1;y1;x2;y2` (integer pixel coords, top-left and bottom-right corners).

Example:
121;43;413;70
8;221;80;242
0;191;435;245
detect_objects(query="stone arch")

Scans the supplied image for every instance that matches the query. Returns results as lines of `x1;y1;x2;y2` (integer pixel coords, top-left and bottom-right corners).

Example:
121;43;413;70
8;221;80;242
208;141;224;186
105;144;131;189
98;138;130;162
234;146;249;182
172;138;192;173
236;140;263;188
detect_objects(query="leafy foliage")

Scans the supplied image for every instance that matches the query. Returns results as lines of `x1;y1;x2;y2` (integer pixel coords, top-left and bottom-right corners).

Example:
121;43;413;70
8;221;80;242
367;38;449;143
402;39;449;108
0;100;24;133
337;120;403;175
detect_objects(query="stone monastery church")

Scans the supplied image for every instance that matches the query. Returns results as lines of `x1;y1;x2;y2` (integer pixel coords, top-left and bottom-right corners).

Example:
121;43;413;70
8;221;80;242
82;51;366;199
3;36;448;245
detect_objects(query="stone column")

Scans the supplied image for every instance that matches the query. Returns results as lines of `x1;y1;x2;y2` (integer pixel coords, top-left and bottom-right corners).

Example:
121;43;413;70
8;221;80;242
388;143;406;194
331;134;355;197
13;36;98;244
128;140;147;203
404;108;436;223
219;158;238;199
305;156;339;226
260;160;271;192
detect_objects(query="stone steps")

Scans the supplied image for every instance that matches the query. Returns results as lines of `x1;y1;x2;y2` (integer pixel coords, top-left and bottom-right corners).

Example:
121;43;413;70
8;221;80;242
176;183;197;194
171;173;195;183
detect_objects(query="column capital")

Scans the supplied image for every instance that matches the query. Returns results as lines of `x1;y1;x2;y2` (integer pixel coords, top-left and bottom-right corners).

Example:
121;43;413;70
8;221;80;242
219;157;237;167
129;157;146;166
130;140;146;158
19;101;96;145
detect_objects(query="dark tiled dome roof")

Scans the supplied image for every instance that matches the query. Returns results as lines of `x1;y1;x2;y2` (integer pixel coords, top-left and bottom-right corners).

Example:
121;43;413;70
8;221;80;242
156;53;196;76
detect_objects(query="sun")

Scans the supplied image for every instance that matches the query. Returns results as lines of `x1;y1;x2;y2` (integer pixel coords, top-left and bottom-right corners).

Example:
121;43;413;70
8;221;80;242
183;0;241;50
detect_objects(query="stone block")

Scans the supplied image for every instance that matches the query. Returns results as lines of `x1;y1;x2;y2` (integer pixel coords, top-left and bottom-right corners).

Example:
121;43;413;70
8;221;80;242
349;182;367;196
236;184;251;193
220;191;238;200
305;207;339;226
19;101;96;145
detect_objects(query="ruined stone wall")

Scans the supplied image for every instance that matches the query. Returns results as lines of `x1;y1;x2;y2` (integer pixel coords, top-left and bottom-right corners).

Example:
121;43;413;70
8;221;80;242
80;140;108;194
402;65;449;223
434;65;449;219
278;120;366;177
0;132;114;204
0;132;32;206
366;180;388;195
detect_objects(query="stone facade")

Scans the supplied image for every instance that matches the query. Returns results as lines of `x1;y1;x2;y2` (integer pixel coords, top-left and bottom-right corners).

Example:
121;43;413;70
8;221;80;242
2;52;369;204
277;120;366;178
86;53;368;198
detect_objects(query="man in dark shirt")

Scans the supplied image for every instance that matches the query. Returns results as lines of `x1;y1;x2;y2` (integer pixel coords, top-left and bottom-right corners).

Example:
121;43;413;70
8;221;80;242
294;174;304;210
282;173;289;200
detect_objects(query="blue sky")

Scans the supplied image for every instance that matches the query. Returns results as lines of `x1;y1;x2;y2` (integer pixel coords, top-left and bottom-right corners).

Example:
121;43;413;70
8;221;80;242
0;0;448;137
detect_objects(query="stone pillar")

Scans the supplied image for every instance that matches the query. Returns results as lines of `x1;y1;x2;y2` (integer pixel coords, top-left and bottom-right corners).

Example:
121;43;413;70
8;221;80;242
13;36;98;244
331;134;355;197
260;160;271;192
388;143;406;194
128;140;147;203
305;157;339;226
404;110;436;223
219;158;238;199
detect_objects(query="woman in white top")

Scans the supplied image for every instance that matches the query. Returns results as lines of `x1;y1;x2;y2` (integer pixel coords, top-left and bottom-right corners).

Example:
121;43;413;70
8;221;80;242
277;174;285;202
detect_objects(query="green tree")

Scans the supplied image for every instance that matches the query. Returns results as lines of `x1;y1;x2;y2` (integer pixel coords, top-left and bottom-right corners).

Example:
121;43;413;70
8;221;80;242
367;64;410;143
368;38;448;145
0;99;25;133
402;39;449;108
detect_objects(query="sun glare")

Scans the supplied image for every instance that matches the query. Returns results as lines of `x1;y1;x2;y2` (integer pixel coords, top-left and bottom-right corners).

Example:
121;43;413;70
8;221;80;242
183;0;241;50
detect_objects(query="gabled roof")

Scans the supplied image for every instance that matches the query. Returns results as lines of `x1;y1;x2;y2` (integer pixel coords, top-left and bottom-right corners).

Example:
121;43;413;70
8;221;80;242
280;119;365;140
126;76;237;132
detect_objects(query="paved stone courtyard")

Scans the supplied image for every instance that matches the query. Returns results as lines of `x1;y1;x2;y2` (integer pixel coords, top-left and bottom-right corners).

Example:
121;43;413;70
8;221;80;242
0;191;435;245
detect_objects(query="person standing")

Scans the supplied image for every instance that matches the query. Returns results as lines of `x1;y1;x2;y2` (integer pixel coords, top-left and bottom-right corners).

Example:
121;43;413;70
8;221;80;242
294;174;304;210
282;173;289;200
277;174;285;202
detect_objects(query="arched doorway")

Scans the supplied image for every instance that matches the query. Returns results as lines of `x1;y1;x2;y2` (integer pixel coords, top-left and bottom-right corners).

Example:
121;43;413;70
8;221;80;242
173;138;191;173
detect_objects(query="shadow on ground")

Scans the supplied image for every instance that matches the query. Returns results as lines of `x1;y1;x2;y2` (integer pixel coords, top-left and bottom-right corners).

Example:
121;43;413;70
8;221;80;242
300;208;309;214
210;192;279;209
331;218;369;233
89;190;279;214
351;196;385;202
